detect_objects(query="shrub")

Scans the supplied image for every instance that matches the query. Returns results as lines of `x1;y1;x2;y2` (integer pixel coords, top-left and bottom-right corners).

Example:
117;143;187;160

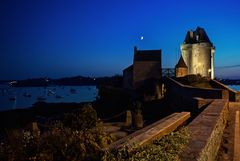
0;104;115;161
63;103;98;130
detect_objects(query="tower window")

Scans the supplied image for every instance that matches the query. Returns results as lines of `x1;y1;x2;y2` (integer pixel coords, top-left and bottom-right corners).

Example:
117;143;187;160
196;35;199;41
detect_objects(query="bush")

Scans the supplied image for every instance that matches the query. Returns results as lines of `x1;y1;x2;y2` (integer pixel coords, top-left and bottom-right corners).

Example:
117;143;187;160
0;104;115;161
63;103;98;130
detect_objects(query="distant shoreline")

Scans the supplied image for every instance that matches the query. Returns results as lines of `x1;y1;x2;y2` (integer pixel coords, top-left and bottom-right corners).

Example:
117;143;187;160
1;76;240;87
0;75;123;87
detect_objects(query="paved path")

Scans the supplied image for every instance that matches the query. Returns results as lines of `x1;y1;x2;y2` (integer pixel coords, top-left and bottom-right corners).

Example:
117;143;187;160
217;102;240;161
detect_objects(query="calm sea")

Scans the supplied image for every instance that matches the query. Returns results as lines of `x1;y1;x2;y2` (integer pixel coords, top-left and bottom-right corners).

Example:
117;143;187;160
1;84;238;112
228;85;240;91
0;85;98;111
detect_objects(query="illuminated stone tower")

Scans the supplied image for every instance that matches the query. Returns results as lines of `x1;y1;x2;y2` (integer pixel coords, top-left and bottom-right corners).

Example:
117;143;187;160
180;27;215;79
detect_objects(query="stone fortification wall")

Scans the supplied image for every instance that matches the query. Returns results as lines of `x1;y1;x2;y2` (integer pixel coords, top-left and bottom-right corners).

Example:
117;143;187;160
133;61;161;88
210;79;240;102
123;67;133;89
165;77;228;108
180;99;229;161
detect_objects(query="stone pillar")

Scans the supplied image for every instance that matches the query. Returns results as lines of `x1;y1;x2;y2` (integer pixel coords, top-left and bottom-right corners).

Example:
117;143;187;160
133;110;143;129
31;122;40;137
125;110;132;127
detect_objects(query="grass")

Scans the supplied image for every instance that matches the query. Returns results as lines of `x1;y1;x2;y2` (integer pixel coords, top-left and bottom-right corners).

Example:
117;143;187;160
103;127;189;161
175;75;214;89
190;81;213;88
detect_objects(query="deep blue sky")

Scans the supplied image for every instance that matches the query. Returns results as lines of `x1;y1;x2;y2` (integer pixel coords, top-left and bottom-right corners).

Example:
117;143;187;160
1;0;240;80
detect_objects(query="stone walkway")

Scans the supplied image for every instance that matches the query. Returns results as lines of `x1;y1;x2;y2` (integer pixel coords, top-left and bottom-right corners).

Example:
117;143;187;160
217;102;240;161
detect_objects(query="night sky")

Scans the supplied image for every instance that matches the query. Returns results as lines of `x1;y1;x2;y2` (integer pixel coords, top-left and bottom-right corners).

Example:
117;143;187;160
1;0;240;80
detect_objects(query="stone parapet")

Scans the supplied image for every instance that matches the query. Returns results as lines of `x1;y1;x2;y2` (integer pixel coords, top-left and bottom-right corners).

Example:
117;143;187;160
166;77;228;109
181;99;229;161
210;79;240;102
234;111;240;161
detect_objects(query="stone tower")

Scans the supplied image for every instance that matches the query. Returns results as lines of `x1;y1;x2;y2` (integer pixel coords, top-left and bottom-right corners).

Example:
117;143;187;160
181;27;215;79
123;46;162;89
133;46;162;89
175;55;188;77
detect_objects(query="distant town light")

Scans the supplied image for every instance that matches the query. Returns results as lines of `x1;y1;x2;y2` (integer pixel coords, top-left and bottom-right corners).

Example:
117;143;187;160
8;81;17;85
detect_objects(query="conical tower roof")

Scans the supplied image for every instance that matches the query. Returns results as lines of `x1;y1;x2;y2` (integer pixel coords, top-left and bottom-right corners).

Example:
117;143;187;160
175;55;187;68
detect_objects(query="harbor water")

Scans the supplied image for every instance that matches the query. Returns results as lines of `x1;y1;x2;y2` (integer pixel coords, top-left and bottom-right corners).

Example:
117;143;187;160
0;85;97;111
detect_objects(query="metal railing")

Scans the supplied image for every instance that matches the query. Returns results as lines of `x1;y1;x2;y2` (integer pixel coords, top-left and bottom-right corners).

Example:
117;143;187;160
162;68;175;77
